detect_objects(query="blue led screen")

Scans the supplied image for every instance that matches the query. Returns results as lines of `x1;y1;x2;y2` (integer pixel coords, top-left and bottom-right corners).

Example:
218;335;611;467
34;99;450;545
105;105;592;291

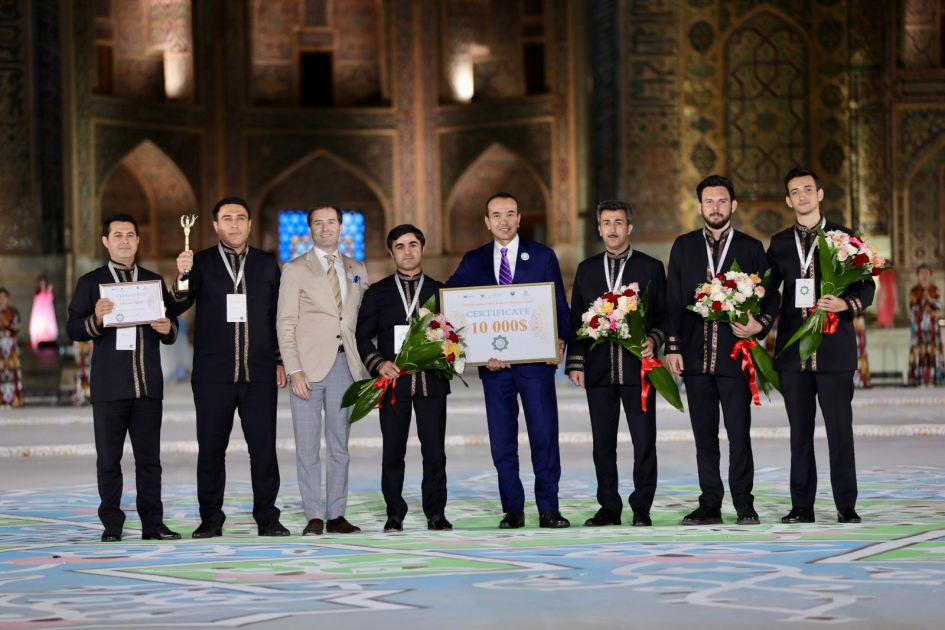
278;210;365;263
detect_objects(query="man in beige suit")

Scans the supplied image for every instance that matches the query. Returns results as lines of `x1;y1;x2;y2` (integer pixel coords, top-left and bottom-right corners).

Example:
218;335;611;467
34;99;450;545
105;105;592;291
277;205;369;535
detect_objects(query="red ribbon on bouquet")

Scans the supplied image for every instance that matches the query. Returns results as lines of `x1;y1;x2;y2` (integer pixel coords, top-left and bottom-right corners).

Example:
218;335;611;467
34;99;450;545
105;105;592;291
640;358;663;412
730;338;761;406
808;307;839;334
373;370;410;411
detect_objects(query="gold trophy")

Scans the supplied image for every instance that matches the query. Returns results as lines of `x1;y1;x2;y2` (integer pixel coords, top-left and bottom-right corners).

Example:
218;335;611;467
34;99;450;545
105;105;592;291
177;214;198;296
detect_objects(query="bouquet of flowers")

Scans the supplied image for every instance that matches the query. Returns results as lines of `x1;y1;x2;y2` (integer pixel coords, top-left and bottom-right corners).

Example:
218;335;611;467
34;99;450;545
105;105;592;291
687;260;781;403
780;229;890;362
574;283;683;412
342;296;467;423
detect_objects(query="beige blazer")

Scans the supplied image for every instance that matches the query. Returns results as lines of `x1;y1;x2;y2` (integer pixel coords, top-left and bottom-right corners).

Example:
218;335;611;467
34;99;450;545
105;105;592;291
277;247;370;383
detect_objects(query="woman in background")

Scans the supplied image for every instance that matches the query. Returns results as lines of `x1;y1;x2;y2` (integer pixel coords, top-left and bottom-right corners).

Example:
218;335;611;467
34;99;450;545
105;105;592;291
908;264;944;386
0;288;25;407
29;275;59;349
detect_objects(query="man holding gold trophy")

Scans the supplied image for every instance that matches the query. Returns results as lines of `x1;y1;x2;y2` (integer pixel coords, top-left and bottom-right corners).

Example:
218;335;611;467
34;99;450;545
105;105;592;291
168;197;290;539
66;214;180;542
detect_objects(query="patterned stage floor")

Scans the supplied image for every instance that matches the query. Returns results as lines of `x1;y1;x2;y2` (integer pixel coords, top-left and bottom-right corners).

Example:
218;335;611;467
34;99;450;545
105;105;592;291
1;467;944;629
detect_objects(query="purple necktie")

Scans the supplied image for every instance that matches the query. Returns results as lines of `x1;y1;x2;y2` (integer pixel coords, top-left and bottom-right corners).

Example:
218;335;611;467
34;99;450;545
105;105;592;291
499;248;513;285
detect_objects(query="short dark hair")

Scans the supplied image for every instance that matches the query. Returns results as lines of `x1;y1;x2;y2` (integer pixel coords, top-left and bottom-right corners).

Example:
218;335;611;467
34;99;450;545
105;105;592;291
307;204;343;226
485;192;519;216
784;167;821;194
696;175;736;202
917;264;932;274
0;287;9;298
213;196;251;220
596;200;632;224
102;213;139;237
387;224;426;250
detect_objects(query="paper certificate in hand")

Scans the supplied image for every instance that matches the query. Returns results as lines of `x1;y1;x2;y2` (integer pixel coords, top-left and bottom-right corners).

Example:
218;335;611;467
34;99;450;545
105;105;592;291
439;282;558;366
100;280;165;327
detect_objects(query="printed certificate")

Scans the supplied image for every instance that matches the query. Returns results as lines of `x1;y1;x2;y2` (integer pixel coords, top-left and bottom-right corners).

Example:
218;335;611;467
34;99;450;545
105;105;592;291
439;282;558;366
100;280;164;327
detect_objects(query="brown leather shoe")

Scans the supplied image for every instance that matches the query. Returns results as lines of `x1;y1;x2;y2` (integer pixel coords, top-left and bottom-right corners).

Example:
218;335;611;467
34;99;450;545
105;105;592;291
303;519;324;536
326;516;361;534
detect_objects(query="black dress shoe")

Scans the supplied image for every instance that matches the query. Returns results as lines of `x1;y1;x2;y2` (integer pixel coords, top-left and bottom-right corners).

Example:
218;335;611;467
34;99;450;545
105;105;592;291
191;522;223;539
837;507;861;523
584;508;621;527
142;523;182;540
736;506;760;525
681;506;723;525
539;510;570;528
499;510;525;529
101;528;122;542
632;509;652;527
258;520;291;536
781;506;815;523
427;517;453;531
384;518;403;533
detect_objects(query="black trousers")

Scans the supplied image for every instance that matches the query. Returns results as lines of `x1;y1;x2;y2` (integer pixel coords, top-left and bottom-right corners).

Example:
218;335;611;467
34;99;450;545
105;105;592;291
781;371;857;510
683;374;754;510
585;384;657;513
379;392;448;520
192;382;281;526
92;397;164;530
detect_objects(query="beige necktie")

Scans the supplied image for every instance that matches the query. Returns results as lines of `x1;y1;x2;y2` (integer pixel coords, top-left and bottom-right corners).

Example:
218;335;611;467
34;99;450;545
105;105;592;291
325;254;343;313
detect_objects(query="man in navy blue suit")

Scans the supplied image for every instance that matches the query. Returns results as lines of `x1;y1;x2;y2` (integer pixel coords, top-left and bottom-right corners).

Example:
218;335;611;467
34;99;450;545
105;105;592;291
446;192;571;529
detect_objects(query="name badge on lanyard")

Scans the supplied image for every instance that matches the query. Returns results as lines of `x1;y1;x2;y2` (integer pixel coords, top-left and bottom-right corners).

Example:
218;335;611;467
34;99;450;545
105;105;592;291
393;325;409;354
227;294;248;322
603;250;632;292
116;326;136;351
794;219;824;309
394;274;424;354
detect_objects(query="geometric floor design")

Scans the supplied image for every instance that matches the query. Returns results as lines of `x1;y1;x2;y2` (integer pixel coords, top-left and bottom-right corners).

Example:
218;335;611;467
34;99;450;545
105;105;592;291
2;467;944;628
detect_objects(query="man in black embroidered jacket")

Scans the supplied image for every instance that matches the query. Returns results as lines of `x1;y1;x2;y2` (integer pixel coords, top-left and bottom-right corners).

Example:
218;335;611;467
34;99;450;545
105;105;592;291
760;167;875;524
356;225;452;533
665;175;771;526
67;214;180;542
168;197;290;538
566;200;666;527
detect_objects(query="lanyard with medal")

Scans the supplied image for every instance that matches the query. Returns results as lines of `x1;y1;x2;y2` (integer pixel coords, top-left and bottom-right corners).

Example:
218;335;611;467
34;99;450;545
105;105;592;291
219;243;248;323
394;274;424;354
793;217;825;309
603;248;632;293
108;262;139;351
704;231;734;279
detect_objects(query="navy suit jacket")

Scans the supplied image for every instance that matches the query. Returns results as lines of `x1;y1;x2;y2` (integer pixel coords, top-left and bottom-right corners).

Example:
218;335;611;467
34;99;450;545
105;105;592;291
446;238;570;379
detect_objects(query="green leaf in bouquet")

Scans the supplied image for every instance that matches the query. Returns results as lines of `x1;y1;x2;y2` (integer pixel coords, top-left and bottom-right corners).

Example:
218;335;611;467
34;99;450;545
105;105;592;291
777;312;820;357
342;378;379;409
730;259;743;273
349;387;383;424
816;228;838;283
749;343;781;396
799;325;823;362
644;365;685;412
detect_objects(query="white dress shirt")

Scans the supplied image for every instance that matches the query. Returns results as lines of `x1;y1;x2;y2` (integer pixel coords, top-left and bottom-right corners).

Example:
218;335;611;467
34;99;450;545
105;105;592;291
493;235;520;284
315;246;348;306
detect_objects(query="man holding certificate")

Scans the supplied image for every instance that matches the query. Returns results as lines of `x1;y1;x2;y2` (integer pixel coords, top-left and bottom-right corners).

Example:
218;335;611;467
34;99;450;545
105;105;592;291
66;214;180;542
445;192;571;529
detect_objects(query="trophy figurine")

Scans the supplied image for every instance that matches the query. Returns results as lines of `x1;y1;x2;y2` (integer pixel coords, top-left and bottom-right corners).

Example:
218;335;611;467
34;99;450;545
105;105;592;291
177;214;198;296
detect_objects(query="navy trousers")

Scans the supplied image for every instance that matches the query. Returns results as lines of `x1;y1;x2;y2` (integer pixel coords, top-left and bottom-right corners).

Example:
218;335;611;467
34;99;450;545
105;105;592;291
482;366;561;513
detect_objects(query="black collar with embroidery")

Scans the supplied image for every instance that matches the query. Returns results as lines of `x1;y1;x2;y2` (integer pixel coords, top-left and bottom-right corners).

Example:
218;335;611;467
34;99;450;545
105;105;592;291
396;271;422;283
109;259;135;272
605;245;631;261
703;225;732;246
